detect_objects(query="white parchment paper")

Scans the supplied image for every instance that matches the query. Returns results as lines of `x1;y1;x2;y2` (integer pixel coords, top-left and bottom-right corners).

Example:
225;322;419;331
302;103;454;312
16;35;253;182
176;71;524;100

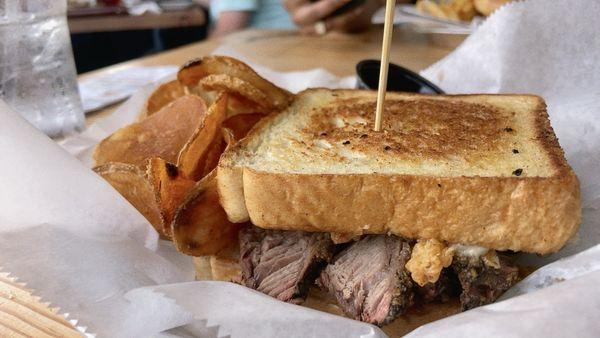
79;65;178;113
0;100;193;337
2;0;600;336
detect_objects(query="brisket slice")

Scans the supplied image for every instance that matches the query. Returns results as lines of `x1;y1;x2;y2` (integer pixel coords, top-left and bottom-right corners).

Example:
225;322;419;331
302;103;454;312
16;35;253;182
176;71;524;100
317;235;414;326
452;254;519;310
239;226;334;304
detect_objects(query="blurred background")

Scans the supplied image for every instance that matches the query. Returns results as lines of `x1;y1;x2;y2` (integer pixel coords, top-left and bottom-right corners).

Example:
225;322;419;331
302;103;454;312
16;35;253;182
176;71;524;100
7;0;499;135
69;0;210;73
68;0;496;73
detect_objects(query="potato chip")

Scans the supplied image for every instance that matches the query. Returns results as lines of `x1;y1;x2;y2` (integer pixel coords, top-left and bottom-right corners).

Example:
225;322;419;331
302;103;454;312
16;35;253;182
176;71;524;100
416;0;449;19
198;136;227;179
146;157;196;237
94;95;207;168
198;74;272;110
226;94;263;117
193;256;214;280
171;171;242;256
143;80;188;119
221;126;236;145
210;246;242;282
177;93;228;180
440;3;460;20
222;113;265;140
94;163;164;236
474;0;510;16
446;0;477;21
417;0;477;21
177;55;293;110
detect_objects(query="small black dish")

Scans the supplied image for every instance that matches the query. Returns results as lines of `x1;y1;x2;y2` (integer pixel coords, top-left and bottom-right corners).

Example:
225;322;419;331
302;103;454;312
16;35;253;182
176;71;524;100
356;59;444;94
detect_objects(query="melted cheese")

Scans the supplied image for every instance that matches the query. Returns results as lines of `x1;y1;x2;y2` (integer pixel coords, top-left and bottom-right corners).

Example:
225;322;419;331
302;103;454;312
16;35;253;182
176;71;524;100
406;239;455;286
406;242;494;286
451;244;489;258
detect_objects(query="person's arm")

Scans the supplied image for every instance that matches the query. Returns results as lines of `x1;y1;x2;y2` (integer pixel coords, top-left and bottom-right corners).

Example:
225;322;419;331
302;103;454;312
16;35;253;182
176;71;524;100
209;0;258;37
210;11;252;38
283;0;407;34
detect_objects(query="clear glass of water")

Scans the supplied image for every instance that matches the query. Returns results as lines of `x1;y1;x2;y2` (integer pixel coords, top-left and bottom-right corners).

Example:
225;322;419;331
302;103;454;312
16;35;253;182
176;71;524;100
0;0;84;137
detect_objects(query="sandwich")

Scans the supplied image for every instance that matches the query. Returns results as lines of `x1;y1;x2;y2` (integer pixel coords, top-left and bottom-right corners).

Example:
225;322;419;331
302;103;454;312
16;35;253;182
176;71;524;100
209;88;580;325
92;55;580;329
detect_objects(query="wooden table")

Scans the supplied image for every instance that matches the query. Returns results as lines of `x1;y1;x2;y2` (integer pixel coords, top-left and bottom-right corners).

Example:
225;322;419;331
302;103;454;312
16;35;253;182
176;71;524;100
82;27;465;125
68;8;206;34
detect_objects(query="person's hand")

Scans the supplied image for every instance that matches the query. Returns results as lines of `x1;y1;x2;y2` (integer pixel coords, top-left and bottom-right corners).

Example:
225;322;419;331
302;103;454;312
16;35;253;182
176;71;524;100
209;11;252;38
283;0;385;34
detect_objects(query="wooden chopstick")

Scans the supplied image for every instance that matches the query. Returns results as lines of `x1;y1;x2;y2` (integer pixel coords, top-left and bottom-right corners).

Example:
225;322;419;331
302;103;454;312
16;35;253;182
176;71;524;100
374;0;396;132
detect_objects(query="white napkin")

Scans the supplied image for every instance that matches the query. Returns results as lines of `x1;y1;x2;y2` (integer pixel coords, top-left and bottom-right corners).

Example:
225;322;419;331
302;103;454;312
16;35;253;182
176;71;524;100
78;65;178;113
0;100;194;336
130;282;386;338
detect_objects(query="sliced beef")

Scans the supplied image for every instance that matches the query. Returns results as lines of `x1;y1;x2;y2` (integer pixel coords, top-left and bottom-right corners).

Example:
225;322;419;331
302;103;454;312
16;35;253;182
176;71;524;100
415;268;460;303
452;253;519;310
317;235;414;326
239;226;334;304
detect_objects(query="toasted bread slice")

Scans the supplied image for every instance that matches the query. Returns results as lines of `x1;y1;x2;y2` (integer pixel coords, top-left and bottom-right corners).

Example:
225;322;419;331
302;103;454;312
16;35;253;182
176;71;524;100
218;89;580;254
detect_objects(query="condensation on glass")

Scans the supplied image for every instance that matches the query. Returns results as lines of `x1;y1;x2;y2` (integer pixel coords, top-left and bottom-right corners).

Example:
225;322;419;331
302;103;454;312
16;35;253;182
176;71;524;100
0;0;84;137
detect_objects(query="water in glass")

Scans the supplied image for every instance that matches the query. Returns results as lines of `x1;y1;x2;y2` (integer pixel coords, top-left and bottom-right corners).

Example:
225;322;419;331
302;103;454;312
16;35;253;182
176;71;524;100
0;0;84;137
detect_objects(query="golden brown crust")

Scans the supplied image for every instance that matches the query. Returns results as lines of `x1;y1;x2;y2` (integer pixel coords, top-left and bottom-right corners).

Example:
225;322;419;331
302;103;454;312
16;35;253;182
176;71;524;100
242;169;580;254
230;90;561;178
216;108;286;222
217;89;582;254
532;99;570;175
304;97;515;162
216;163;248;222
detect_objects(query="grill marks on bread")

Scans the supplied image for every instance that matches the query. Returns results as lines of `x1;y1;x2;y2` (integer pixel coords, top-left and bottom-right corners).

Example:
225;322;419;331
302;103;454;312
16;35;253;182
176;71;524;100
235;90;562;177
304;99;511;160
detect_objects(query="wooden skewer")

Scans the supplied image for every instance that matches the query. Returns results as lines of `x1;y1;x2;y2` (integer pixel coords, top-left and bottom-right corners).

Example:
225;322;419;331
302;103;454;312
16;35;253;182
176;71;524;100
374;0;397;132
0;272;82;337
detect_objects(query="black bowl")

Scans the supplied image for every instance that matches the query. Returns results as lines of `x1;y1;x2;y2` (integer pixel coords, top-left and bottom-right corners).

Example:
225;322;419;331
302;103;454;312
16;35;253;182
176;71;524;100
356;59;444;94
